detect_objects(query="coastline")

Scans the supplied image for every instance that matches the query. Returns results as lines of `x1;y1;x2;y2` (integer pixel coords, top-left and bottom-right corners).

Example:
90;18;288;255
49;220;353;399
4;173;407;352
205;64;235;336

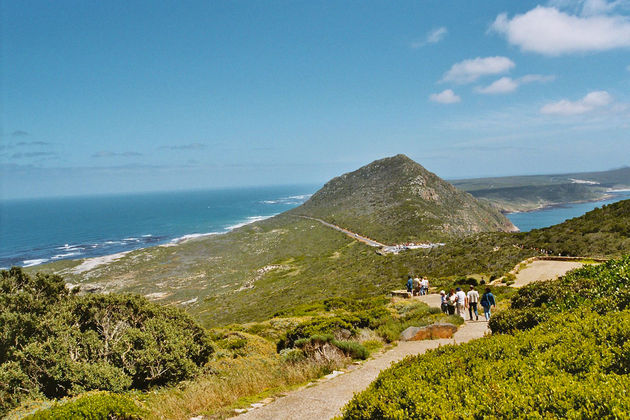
502;193;616;215
17;214;278;271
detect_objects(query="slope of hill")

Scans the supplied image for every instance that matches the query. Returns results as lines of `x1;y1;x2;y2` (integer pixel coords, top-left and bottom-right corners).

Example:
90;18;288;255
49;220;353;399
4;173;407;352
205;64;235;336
452;166;630;212
289;154;517;243
519;198;630;257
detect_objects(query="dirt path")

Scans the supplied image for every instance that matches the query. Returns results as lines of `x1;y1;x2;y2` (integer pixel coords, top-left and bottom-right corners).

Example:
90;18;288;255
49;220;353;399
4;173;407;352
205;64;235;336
512;260;584;288
235;299;487;420
296;216;386;247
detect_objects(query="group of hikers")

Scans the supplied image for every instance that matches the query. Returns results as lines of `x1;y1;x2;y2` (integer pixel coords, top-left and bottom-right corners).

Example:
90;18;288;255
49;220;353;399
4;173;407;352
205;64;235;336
440;285;496;321
406;275;430;296
406;275;497;321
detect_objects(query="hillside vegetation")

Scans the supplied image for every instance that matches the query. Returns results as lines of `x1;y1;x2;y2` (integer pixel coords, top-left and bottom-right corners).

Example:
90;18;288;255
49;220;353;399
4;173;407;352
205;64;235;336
32;198;630;328
289;154;516;243
2;268;456;418
342;256;630;419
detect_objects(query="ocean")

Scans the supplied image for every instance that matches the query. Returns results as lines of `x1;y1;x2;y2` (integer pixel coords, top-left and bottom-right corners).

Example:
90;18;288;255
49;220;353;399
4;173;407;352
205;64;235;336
0;185;317;269
505;190;630;232
2;187;629;269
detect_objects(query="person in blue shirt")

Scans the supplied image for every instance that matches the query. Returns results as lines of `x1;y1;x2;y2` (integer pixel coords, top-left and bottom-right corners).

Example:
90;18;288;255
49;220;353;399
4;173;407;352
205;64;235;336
480;287;497;321
406;276;413;294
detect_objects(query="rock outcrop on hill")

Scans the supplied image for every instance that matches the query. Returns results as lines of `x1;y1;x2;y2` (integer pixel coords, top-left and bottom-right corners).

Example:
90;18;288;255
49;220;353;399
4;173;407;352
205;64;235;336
290;154;517;243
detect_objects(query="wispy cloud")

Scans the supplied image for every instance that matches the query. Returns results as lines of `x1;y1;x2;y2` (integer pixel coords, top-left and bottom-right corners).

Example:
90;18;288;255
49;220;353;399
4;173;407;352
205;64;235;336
11;151;57;159
11;130;29;137
91;151;143;158
491;6;630;55
159;143;206;151
475;74;555;94
429;89;461;104
441;56;515;84
548;0;630;17
411;27;448;48
15;141;51;147
540;90;613;115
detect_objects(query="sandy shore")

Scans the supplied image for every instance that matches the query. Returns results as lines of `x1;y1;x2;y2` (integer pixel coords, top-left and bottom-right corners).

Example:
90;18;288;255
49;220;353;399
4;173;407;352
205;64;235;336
71;251;130;274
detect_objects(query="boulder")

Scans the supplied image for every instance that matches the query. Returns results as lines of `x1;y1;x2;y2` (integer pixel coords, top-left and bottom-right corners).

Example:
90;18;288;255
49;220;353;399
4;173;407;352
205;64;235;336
391;290;411;298
399;326;423;341
400;323;458;341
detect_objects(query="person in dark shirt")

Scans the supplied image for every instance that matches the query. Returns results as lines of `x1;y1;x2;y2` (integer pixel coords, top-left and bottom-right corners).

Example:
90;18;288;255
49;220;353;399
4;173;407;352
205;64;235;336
480;287;497;321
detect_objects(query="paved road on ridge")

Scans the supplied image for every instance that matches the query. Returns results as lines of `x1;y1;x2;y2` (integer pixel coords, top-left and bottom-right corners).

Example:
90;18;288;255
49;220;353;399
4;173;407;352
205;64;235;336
296;216;387;247
235;295;488;420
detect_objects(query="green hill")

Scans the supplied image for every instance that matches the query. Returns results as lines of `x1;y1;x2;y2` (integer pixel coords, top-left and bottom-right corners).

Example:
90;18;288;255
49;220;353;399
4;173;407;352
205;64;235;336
289;154;517;243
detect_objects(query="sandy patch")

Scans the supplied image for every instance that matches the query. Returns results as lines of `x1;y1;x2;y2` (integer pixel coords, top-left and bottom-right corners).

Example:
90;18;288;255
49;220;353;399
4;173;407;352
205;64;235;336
71;251;130;274
512;260;584;288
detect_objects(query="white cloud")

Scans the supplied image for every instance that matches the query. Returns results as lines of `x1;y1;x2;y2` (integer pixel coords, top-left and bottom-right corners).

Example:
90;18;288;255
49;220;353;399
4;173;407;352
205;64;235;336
411;27;448;48
442;56;515;84
429;89;461;104
476;77;519;94
476;74;555;94
540;90;613;115
491;6;630;55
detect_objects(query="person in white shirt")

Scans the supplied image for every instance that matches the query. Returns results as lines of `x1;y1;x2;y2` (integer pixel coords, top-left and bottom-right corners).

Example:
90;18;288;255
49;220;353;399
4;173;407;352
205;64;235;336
421;278;429;295
467;285;479;321
455;287;466;319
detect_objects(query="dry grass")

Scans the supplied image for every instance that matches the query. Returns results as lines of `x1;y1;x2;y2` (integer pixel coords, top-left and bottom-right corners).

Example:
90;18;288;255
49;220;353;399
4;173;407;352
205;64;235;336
144;337;345;419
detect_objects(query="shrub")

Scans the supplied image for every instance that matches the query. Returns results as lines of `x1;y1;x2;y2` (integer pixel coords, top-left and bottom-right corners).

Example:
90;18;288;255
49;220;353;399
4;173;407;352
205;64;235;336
24;391;144;420
0;268;214;416
342;310;630;419
332;341;369;360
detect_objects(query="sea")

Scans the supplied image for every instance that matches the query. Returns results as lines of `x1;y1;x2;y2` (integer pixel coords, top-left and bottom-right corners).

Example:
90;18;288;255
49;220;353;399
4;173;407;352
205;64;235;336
0;185;317;269
505;190;630;232
1;187;630;269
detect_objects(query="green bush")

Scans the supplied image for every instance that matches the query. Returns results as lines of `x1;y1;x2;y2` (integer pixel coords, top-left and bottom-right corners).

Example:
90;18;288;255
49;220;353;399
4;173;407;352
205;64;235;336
342;310;630;419
0;268;214;416
277;316;359;350
491;256;630;334
24;391;144;420
332;340;369;360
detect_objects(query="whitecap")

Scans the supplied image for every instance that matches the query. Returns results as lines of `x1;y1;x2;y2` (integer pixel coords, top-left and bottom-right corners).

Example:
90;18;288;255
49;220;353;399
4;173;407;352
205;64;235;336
23;258;49;267
225;215;275;231
51;252;81;260
169;232;221;244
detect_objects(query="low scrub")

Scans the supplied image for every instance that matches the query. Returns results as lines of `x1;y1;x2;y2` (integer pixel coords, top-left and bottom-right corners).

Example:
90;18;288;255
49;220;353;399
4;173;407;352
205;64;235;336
342;255;630;419
491;256;630;334
342;309;630;419
23;391;145;420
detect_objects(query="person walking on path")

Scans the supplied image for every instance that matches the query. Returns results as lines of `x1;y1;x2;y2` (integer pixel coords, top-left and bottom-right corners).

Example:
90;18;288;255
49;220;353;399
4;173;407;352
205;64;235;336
447;289;457;315
467;285;479;321
421;277;429;295
480;287;497;321
455;287;466;319
412;277;421;296
440;290;448;314
406;276;413;294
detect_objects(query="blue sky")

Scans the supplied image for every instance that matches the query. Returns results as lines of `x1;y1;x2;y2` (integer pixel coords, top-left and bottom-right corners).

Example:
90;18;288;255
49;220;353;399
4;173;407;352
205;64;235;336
2;0;629;199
